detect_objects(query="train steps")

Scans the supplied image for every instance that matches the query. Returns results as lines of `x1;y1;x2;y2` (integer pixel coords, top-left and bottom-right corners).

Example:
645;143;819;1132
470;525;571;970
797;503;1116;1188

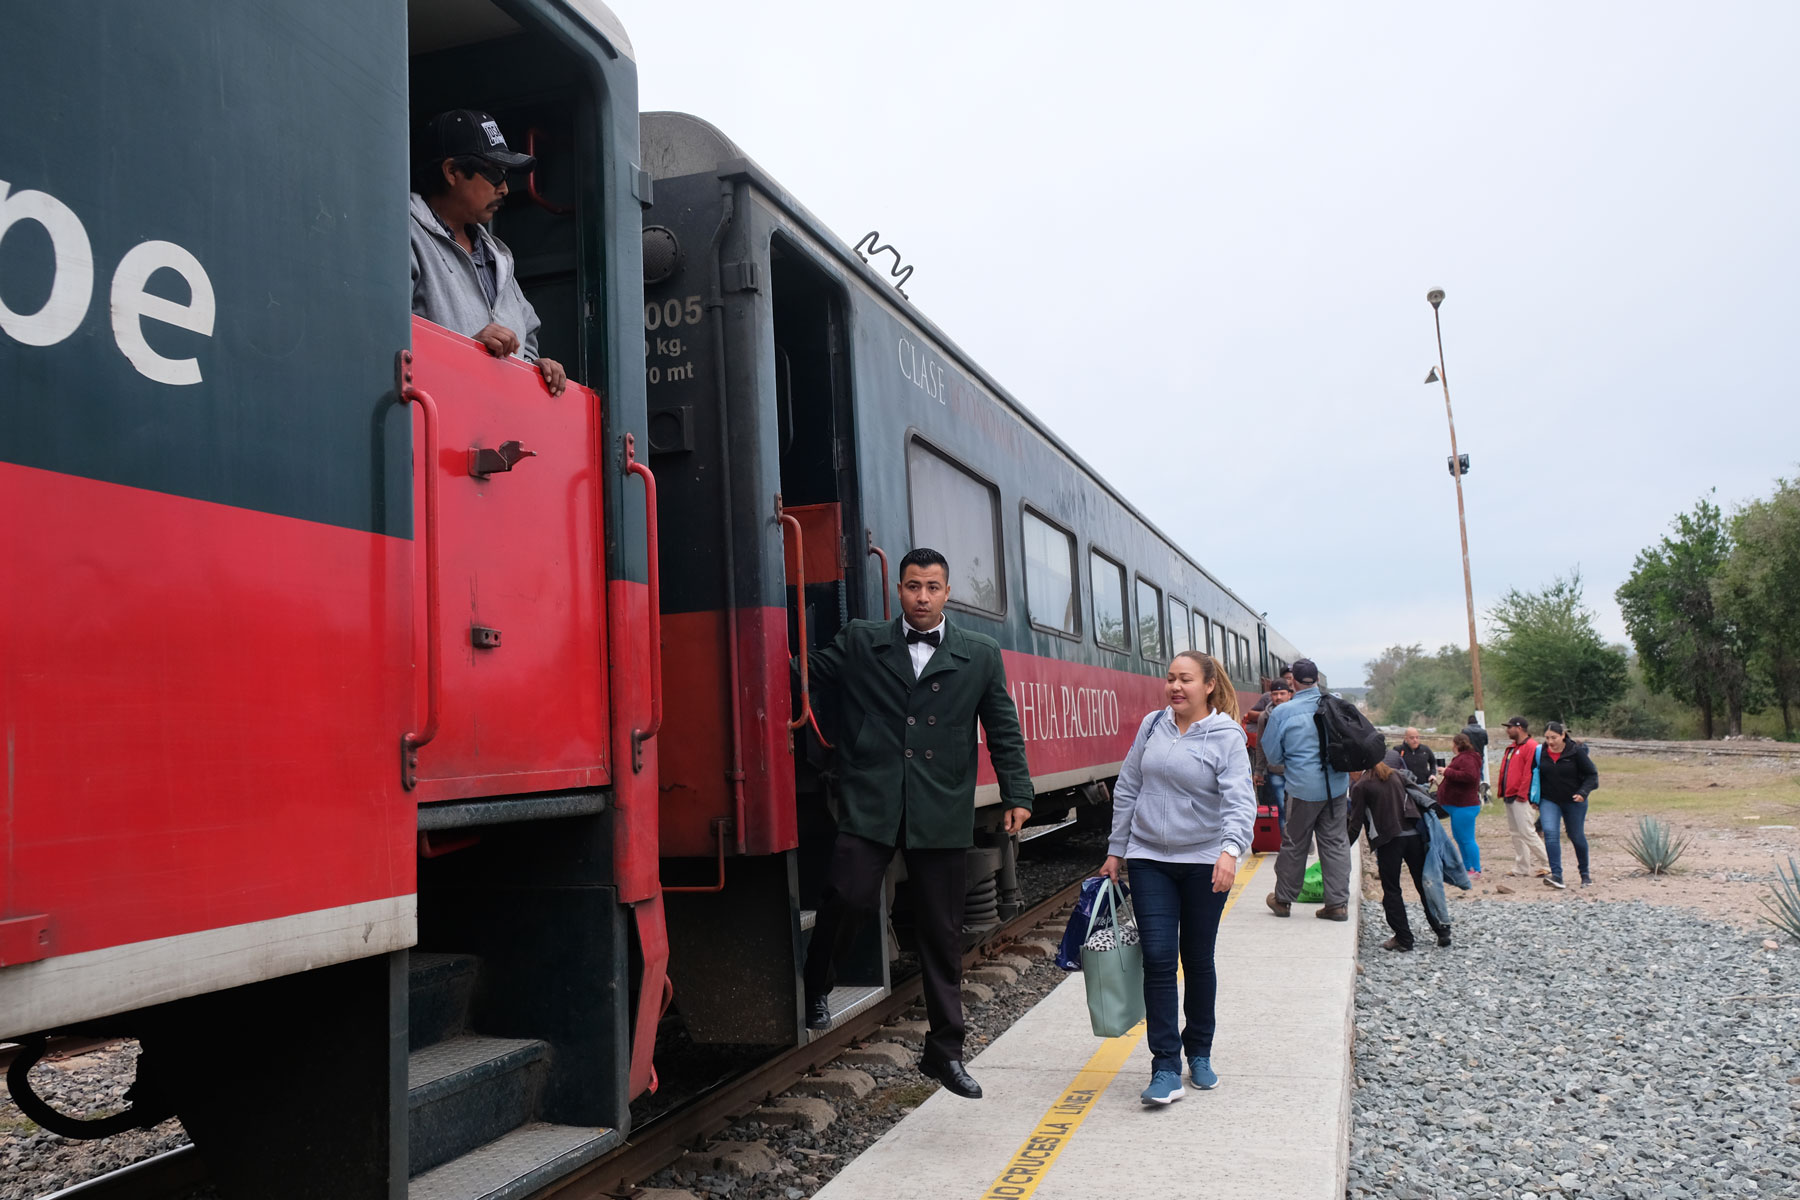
406;952;620;1200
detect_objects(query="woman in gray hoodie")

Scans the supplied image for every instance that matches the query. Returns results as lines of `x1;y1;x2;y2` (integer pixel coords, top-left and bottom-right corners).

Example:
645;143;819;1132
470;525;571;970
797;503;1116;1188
1101;650;1256;1106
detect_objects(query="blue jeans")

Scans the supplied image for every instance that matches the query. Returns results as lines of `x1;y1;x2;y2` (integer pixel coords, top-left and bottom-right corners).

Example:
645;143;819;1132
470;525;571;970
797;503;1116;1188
1268;774;1286;827
1127;858;1229;1075
1538;798;1590;879
1448;805;1481;872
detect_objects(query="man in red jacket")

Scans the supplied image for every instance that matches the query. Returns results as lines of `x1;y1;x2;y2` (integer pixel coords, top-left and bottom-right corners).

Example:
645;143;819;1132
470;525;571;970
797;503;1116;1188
1497;717;1551;877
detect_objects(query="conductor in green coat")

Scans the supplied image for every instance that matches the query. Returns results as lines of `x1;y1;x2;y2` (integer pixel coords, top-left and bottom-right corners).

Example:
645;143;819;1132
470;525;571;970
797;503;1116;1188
802;548;1034;1099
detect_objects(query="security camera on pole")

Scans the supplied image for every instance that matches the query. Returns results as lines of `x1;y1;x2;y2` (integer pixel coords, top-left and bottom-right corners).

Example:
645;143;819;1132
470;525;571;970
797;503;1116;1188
1424;288;1491;792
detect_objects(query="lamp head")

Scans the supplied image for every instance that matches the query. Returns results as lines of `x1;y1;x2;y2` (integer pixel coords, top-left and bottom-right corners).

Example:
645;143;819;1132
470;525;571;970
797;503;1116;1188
1427;289;1445;308
1424;366;1440;384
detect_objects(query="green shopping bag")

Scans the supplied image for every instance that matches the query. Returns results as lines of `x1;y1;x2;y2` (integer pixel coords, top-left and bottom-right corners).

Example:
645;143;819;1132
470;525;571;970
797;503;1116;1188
1296;862;1324;904
1080;880;1146;1037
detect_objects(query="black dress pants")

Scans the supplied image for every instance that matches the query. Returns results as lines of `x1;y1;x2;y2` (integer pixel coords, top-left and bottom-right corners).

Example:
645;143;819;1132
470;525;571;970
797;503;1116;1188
802;831;967;1064
1376;833;1448;949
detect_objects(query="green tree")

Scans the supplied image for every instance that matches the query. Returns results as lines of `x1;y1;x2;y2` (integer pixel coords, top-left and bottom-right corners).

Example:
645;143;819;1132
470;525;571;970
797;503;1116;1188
1487;569;1627;727
1363;644;1425;717
1716;479;1800;738
1616;494;1751;738
1364;643;1483;728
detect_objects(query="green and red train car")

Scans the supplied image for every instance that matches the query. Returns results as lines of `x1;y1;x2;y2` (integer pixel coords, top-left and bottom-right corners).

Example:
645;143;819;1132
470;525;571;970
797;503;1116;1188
0;3;1303;1197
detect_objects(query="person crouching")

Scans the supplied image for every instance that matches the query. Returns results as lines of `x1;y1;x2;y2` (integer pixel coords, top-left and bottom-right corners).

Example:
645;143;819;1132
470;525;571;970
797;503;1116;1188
1349;750;1450;951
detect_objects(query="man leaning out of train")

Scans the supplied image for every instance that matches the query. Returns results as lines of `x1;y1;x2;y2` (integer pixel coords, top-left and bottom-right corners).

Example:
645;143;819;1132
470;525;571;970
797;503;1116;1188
1101;650;1256;1105
1536;722;1599;890
1349;749;1451;952
409;109;567;395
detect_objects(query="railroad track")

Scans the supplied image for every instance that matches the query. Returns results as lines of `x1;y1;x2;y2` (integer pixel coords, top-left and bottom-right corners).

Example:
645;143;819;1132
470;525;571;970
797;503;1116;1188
0;1035;119;1076
1410;734;1800;761
35;877;1087;1200
1581;736;1800;759
534;876;1086;1198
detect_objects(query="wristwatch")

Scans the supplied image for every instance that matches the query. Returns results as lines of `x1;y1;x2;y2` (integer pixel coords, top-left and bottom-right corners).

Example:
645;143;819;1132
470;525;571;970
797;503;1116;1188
1223;842;1243;859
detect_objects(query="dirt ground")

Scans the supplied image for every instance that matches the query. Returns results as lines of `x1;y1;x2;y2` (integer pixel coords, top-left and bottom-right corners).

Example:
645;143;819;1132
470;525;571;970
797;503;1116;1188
1358;750;1800;932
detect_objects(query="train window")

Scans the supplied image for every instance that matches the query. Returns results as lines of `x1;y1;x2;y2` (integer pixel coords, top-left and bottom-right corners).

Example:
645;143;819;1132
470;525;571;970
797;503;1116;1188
1023;508;1079;637
1135;578;1165;662
1091;550;1128;651
1212;622;1227;663
1170;599;1192;655
1238;635;1252;681
907;438;1004;615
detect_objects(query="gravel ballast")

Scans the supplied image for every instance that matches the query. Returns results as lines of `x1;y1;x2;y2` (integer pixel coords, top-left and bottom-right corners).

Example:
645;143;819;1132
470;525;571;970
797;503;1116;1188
642;929;1080;1199
1348;896;1799;1199
1;1042;189;1200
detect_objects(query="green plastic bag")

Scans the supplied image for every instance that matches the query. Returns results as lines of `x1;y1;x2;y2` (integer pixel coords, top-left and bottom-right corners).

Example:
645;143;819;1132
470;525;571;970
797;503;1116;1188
1296;862;1324;904
1080;880;1146;1038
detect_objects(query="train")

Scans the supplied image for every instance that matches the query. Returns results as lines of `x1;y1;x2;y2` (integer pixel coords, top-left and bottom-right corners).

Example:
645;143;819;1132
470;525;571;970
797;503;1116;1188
0;2;1304;1197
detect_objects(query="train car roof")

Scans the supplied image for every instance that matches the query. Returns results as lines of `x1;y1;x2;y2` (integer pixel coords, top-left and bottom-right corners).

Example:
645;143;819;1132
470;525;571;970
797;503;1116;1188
408;0;633;60
642;111;1287;640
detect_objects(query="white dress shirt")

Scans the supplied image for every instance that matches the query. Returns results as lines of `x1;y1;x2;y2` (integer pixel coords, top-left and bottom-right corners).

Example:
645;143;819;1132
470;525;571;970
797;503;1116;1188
907;617;946;679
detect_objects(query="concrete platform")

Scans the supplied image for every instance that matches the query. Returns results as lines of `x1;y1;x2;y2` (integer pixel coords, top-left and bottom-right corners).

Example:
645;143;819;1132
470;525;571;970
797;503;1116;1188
813;850;1360;1200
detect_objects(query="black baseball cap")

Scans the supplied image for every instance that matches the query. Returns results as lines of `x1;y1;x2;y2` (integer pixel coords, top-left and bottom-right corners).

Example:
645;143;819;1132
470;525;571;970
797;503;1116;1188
1290;659;1319;684
1504;716;1529;729
422;110;535;170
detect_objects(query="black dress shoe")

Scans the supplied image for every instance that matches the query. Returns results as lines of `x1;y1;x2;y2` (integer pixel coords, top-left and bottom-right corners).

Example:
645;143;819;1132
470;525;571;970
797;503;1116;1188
805;994;832;1031
919;1056;983;1099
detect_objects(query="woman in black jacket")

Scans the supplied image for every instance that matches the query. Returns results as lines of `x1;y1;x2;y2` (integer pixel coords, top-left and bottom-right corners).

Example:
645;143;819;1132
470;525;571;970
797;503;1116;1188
1349;751;1450;951
1537;721;1599;889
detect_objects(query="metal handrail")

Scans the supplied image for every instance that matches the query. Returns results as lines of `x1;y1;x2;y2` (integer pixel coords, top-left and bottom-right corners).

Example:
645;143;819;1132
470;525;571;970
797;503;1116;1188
397;351;441;790
524;128;573;215
866;531;891;620
778;503;828;745
624;433;662;772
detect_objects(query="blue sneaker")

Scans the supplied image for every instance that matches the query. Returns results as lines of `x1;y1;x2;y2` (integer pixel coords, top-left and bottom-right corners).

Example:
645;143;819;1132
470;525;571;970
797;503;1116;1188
1140;1070;1185;1105
1188;1057;1218;1089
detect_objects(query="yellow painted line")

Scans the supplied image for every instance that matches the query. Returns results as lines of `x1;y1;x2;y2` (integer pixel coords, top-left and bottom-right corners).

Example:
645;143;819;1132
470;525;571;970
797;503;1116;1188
977;854;1266;1200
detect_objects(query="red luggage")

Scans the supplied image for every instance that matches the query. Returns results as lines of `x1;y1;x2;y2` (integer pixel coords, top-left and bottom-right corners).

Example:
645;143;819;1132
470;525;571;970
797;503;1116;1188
1252;804;1283;854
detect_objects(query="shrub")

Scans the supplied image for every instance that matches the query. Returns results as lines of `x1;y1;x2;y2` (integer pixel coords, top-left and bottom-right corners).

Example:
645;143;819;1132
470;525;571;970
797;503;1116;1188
1623;815;1688;874
1763;857;1800;941
1599;697;1674;741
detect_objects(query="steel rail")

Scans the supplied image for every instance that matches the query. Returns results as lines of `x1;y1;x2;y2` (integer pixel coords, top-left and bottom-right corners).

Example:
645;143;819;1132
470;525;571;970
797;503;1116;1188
0;1035;119;1075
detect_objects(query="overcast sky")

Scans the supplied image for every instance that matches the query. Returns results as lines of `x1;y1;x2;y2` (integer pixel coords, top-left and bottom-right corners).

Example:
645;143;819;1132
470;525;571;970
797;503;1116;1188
612;0;1800;686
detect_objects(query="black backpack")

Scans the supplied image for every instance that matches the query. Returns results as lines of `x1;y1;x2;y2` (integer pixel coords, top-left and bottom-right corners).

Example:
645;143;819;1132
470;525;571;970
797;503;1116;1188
1313;691;1387;774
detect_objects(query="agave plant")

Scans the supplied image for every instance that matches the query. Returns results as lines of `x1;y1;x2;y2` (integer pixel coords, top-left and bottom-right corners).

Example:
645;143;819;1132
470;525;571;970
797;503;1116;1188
1623;815;1688;875
1763;857;1800;942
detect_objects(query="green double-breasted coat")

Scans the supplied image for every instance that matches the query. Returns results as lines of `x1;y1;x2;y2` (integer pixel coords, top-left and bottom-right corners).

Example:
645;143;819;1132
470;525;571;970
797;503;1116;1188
808;617;1034;850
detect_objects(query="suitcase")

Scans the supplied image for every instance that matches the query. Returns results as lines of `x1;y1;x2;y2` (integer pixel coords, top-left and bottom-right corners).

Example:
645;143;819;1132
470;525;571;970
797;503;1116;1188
1252;804;1283;854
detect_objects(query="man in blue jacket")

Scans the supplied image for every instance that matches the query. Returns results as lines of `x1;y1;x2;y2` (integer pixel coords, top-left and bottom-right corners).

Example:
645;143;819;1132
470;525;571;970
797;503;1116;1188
1259;659;1351;920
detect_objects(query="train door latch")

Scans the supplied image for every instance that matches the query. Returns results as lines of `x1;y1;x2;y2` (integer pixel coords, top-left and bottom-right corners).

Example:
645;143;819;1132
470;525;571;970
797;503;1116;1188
469;440;537;479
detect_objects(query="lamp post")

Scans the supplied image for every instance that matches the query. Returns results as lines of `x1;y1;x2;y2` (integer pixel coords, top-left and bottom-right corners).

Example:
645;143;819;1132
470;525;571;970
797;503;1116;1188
1425;288;1490;786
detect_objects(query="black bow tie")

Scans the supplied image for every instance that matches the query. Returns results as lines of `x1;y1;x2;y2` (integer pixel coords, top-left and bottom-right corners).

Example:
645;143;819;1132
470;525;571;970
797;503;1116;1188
906;628;942;647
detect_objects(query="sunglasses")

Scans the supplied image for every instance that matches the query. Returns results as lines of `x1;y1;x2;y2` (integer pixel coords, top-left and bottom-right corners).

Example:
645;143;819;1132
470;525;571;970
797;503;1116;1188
465;161;510;188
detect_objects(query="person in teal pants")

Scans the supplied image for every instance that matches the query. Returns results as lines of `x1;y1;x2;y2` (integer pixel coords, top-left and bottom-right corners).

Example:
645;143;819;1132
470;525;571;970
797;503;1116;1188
1435;732;1484;877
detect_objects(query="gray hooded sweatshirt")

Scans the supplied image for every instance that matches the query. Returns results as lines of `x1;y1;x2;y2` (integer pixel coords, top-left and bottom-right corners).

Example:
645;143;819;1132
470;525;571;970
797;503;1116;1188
1108;707;1257;864
408;192;541;361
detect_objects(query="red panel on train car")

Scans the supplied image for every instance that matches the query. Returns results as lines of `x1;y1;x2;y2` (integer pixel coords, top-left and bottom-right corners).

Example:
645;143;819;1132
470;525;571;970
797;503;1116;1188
657;607;797;857
780;503;843;584
977;652;1167;788
0;465;415;962
406;320;611;803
